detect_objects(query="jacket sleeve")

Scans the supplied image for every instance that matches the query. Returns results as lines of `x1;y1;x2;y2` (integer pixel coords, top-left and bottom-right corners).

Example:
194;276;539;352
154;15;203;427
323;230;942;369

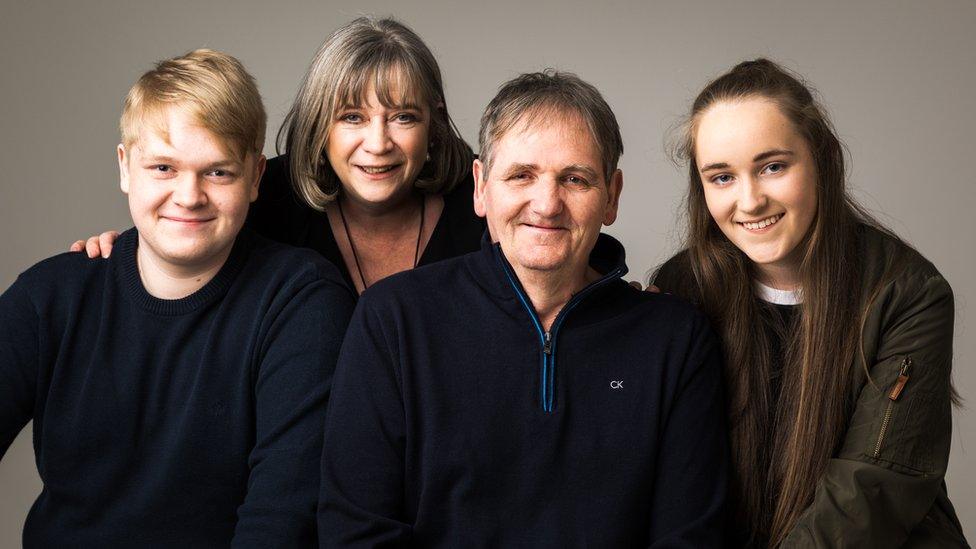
781;273;956;548
0;278;39;458
648;312;729;547
318;295;413;547
231;274;355;548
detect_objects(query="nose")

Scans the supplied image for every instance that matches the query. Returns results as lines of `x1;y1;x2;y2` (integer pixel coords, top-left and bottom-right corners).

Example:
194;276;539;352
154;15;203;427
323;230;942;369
530;176;564;219
172;174;208;209
737;176;767;214
362;116;394;155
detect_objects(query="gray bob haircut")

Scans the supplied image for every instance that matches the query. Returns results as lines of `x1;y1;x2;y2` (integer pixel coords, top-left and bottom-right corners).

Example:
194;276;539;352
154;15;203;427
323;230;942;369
478;70;623;182
278;16;473;210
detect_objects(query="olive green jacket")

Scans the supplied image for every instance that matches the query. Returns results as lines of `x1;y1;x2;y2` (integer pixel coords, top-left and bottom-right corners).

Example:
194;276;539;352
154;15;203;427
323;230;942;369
654;226;968;548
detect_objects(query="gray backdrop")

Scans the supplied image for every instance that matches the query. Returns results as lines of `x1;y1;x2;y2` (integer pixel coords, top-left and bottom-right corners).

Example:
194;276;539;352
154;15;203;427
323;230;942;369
2;0;974;545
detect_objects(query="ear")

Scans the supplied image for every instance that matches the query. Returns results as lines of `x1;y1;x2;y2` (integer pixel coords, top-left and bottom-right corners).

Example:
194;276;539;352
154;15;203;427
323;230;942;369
472;158;488;218
118;144;130;194
603;169;623;226
249;154;266;202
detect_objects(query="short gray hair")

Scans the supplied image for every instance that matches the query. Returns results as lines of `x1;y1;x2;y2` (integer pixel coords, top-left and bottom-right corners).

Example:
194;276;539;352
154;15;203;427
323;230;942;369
478;70;623;182
278;16;473;210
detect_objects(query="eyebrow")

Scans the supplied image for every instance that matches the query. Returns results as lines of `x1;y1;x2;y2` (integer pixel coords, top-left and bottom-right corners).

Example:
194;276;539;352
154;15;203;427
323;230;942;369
699;149;795;172
142;155;240;169
335;101;424;112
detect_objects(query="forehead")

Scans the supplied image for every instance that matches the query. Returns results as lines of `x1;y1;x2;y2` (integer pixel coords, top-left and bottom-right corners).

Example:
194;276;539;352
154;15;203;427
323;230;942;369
131;106;239;162
337;63;428;109
493;113;602;170
694;97;804;162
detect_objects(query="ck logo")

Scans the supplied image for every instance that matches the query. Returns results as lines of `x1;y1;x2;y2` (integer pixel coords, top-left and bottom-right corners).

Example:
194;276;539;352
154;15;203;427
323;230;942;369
610;380;624;390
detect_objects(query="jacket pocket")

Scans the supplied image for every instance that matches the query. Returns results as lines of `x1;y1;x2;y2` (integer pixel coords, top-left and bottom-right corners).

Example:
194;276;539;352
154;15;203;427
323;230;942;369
870;355;947;474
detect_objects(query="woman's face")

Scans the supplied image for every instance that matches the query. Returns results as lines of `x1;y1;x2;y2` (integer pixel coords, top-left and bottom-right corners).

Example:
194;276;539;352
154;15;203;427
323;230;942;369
694;97;818;289
326;84;431;209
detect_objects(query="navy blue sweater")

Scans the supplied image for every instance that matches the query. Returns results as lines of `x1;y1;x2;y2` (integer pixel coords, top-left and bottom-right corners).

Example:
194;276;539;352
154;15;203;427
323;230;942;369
320;234;728;548
0;228;354;547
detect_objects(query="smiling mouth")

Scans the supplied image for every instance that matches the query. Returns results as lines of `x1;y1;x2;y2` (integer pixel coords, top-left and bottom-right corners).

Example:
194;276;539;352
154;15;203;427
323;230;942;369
738;214;783;231
357;164;400;175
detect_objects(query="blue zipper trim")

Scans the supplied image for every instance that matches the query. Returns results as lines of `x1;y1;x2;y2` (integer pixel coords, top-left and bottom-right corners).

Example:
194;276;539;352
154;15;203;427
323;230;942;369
498;256;548;408
496;244;624;413
543;267;624;411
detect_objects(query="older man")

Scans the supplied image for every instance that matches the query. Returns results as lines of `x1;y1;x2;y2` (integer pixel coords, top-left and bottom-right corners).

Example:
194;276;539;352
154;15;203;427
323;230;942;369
320;72;727;547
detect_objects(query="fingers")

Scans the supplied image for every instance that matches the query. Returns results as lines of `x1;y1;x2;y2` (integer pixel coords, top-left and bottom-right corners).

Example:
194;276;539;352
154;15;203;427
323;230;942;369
84;236;102;259
646;284;661;294
98;231;119;258
69;240;85;252
628;280;643;291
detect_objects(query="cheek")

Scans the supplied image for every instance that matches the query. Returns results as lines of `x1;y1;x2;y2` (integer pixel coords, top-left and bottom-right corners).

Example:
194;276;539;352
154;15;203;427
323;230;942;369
701;187;730;225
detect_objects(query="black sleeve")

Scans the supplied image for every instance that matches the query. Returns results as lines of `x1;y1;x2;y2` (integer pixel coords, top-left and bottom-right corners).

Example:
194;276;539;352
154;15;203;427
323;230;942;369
231;271;355;547
0;278;39;457
647;312;729;547
318;295;413;547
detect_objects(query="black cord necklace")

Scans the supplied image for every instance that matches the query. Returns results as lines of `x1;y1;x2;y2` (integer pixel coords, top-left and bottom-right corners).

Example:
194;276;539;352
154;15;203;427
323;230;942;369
337;195;426;292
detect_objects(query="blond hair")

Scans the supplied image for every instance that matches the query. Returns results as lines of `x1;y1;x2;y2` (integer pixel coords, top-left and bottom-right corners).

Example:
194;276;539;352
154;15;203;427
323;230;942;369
278;17;472;210
120;48;266;159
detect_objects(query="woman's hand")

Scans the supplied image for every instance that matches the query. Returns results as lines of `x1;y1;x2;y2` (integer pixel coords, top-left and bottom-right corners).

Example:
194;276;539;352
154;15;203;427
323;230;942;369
69;231;119;258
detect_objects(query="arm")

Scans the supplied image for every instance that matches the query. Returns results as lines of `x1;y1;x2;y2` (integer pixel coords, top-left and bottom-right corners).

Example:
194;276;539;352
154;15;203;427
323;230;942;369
318;296;413;547
648;314;728;547
230;274;355;548
781;273;956;547
0;279;39;458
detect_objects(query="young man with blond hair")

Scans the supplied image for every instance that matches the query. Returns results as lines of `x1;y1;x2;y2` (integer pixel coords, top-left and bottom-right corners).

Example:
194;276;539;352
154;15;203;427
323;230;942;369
0;49;353;546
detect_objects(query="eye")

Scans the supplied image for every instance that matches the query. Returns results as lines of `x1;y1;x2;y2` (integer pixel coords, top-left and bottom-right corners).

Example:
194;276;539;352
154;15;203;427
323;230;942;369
710;173;734;186
207;169;236;179
505;171;532;182
761;162;786;175
147;164;175;178
393;112;419;124
338;112;363;124
564;174;591;188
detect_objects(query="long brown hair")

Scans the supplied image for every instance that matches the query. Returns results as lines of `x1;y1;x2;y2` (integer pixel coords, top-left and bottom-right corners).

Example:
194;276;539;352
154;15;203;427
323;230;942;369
674;59;883;546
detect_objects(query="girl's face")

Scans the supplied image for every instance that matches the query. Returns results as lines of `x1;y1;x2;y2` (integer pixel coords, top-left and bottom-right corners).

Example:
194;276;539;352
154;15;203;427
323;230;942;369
694;97;818;289
326;84;430;210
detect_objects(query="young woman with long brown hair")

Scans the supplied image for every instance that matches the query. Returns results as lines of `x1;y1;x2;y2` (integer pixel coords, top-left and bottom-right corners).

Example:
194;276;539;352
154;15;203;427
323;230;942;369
654;59;967;547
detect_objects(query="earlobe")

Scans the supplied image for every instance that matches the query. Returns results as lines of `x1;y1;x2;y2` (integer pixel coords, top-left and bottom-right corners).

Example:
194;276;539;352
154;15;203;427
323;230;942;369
472;159;487;218
117;144;130;194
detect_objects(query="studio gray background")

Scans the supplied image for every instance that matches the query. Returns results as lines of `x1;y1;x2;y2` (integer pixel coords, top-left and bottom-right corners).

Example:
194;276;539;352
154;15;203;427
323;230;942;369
2;0;974;544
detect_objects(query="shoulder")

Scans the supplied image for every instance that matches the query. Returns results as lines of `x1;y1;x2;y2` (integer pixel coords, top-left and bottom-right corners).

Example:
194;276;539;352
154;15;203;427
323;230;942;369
240;231;350;298
438;170;486;235
14;248;109;299
859;224;951;309
257;154;294;202
361;253;470;309
650;249;702;305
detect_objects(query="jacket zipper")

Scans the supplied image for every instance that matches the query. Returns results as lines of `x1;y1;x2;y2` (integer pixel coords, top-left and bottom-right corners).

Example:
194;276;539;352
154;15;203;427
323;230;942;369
498;253;623;413
873;356;912;458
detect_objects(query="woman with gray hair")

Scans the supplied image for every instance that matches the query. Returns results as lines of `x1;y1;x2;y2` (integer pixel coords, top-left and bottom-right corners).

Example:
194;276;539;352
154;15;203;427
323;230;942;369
72;17;484;296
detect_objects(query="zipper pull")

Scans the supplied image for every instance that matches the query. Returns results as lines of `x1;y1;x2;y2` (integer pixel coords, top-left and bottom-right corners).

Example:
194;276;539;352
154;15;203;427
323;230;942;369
888;357;912;401
543;332;552;355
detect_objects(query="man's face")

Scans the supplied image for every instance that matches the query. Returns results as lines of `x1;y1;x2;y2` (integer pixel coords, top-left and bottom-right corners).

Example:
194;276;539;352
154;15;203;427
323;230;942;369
118;105;265;274
473;114;622;277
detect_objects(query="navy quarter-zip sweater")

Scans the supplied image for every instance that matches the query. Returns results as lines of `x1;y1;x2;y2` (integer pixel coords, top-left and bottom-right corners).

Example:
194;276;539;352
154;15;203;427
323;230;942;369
0;228;355;547
320;234;728;548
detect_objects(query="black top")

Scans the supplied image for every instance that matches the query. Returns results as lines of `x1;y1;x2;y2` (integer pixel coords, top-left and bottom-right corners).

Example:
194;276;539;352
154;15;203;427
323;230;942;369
320;234;729;547
0;228;355;547
246;155;486;294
